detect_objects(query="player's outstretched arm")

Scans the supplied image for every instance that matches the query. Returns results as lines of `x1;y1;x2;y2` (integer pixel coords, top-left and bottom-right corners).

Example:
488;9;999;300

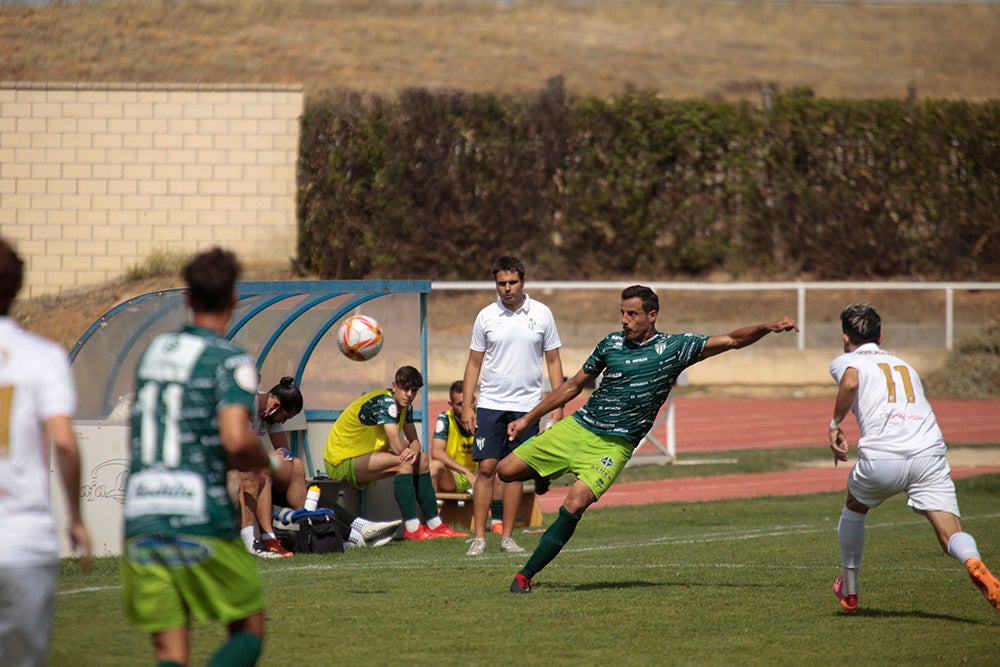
700;316;799;359
507;368;594;441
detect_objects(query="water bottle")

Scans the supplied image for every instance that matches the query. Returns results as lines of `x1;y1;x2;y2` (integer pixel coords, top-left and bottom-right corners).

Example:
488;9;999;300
304;485;321;511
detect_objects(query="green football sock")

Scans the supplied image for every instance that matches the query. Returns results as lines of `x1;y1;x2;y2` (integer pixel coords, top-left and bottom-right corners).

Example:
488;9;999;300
414;471;440;521
520;506;581;579
393;474;419;521
490;499;504;522
207;631;261;667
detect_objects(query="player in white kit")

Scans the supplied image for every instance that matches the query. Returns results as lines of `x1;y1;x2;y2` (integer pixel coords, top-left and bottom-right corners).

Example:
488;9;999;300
0;238;92;667
828;302;1000;613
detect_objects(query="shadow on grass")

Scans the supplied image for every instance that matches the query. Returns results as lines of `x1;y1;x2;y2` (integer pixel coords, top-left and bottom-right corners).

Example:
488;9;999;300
545;580;670;592
844;608;982;624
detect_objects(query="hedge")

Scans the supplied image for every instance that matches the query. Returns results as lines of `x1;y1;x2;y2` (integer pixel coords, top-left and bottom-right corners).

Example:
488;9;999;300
297;80;1000;280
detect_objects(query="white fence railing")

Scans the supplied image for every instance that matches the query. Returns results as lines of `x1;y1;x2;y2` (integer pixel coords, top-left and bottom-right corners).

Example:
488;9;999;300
432;281;1000;351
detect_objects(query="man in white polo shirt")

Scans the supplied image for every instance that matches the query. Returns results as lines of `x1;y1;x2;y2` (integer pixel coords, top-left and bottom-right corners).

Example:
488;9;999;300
461;256;564;556
0;237;92;667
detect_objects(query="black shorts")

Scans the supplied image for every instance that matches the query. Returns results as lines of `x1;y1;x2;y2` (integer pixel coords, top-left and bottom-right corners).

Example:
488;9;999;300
472;407;540;462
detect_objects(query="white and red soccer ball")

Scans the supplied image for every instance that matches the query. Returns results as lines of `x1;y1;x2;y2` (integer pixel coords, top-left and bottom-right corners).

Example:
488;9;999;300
337;315;383;361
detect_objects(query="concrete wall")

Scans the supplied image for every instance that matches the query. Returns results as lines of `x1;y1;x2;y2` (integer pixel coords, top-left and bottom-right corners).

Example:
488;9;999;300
0;82;303;298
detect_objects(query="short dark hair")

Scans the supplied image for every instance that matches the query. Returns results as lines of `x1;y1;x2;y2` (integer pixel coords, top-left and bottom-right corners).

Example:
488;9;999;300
394;365;424;390
449;380;464;399
268;376;303;415
182;247;241;314
840;302;881;345
491;256;525;281
621;285;659;314
0;237;25;316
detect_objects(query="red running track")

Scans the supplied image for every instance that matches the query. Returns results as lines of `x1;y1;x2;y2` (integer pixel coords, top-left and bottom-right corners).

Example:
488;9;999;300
424;397;1000;508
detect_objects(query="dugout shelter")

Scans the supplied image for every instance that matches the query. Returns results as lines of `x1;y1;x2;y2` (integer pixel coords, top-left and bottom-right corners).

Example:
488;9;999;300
60;279;431;556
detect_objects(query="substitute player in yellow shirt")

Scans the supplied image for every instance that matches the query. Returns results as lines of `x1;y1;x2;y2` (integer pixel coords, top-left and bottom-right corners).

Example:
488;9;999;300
323;366;467;541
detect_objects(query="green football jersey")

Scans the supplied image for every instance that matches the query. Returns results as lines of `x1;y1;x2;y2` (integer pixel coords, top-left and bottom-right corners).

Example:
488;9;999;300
124;326;258;538
573;331;708;445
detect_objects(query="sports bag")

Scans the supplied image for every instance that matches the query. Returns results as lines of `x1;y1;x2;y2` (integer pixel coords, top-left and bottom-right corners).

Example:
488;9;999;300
275;509;344;554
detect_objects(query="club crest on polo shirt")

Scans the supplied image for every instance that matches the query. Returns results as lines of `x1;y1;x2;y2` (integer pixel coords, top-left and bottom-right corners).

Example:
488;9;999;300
476;436;486;450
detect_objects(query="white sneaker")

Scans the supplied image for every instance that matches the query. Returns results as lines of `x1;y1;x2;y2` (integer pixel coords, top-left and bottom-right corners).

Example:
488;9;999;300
367;535;395;548
466;537;487;556
360;519;402;543
500;536;525;553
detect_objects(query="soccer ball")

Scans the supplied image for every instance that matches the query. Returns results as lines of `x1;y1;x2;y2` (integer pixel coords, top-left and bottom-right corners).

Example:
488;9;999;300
337;315;384;361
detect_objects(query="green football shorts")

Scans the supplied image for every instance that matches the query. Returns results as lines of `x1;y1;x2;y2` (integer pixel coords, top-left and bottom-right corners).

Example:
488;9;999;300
513;417;633;500
453;471;472;494
121;535;264;633
324;457;377;489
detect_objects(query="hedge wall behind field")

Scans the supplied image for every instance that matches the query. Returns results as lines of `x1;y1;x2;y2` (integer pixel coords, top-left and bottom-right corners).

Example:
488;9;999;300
297;82;1000;280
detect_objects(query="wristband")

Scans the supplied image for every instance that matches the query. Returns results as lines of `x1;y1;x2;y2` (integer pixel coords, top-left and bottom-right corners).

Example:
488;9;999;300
829;418;840;430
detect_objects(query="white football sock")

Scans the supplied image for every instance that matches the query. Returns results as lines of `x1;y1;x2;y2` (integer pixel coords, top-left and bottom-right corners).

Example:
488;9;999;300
240;526;256;551
426;516;442;530
947;531;980;564
404;519;420;532
349;527;364;544
838;507;867;596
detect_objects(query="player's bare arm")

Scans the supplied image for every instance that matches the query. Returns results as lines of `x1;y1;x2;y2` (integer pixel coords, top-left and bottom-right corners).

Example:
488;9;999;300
49;414;93;571
403;422;422;458
829;366;859;465
700;316;799;359
220;405;291;487
544;347;566;422
460;349;485;433
382;422;416;464
508;368;595;441
432;436;475;479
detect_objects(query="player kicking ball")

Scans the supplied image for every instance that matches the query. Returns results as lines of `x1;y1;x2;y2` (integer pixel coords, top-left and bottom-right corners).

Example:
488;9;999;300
498;285;798;593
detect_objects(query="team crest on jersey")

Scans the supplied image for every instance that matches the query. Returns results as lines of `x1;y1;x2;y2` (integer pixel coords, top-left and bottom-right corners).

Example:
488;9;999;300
600;456;615;468
655;340;667;355
476;436;486;450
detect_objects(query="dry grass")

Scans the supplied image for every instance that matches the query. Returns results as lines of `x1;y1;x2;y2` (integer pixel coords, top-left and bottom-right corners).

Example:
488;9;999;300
2;0;999;103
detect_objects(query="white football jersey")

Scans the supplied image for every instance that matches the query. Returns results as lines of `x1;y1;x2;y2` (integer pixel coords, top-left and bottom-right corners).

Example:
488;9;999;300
829;342;946;459
0;317;77;567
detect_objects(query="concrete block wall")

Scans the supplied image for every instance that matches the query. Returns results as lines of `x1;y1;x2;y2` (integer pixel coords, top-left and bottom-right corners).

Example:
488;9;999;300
0;82;303;298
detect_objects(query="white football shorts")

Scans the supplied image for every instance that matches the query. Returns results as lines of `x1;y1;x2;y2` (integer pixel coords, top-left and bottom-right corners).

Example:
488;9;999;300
848;454;960;515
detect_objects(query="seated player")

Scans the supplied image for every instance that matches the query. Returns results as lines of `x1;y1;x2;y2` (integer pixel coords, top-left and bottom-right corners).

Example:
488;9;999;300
322;366;468;541
241;377;400;557
429;380;504;535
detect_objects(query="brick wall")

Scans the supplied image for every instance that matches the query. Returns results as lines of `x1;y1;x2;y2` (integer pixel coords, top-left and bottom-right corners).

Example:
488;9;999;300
0;82;303;298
